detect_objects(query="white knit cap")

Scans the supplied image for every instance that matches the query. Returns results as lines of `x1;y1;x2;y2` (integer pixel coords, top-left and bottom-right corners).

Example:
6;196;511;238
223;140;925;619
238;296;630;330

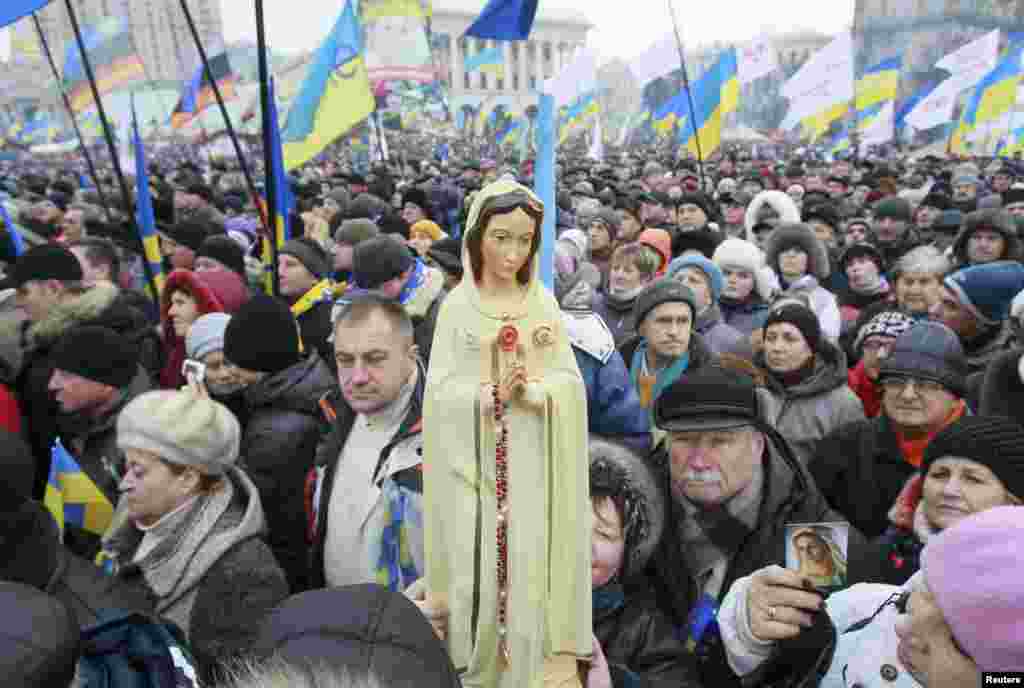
117;390;240;475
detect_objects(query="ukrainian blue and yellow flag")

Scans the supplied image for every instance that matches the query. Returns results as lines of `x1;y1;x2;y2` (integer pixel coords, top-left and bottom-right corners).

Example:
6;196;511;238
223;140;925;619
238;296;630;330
652;90;687;136
856;57;902;114
678;48;739;158
952;43;1024;155
557;91;599;142
465;45;505;77
801;101;851;143
262;77;294;294
281;0;375;170
0;202;26;258
130;98;165;300
44;440;114;542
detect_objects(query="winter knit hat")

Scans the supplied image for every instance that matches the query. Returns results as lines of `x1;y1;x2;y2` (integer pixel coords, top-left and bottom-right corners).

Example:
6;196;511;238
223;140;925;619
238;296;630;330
0;582;80;687
410;219;443;242
185;312;232;361
921;506;1024;671
352;235;415;289
11;244;83;288
878;321;967;397
872;196;912;222
334;218;380;246
223;295;301;374
279;237;330;280
196;234;246;277
840;243;886;273
676;192;716;223
591;207;621;242
853;309;914;353
944;260;1024;325
117;389;241;475
764;301;822;353
668;253;724;303
633;278;697;328
922;416;1024;500
50;325;140;389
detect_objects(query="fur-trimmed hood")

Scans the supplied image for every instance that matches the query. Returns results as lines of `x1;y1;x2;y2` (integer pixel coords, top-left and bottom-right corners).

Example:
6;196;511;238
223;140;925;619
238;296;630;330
589;437;665;580
26;282;147;350
744;190;801;243
951;208;1023;266
764;223;832;280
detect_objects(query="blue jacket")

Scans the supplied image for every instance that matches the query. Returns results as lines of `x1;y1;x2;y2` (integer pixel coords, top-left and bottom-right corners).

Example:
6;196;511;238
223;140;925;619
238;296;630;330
563;310;650;453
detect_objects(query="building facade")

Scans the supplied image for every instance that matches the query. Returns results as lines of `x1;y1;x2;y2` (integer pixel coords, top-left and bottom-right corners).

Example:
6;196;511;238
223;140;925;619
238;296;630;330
15;0;224;86
429;0;591;121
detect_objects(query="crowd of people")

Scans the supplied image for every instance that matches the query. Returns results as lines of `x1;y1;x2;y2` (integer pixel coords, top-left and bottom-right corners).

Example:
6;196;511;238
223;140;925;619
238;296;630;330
1;137;1023;687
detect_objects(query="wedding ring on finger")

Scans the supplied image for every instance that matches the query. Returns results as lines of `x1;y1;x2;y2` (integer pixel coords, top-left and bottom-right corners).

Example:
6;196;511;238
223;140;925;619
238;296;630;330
767;605;777;621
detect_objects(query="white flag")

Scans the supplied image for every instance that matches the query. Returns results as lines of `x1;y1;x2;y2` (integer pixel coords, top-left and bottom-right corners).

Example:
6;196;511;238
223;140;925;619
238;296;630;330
860;101;895;146
588;118;604;161
904;77;963;131
781;31;854;125
737;34;778;84
544;47;599;108
937;29;1000;92
626;34;679;87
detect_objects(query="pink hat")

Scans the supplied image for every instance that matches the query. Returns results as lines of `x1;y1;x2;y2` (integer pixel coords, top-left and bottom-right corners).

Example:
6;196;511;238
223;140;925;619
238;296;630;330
922;506;1024;671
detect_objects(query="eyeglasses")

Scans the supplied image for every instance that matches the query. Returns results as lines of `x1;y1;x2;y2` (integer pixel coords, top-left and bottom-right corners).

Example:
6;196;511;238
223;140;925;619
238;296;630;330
879;376;945;395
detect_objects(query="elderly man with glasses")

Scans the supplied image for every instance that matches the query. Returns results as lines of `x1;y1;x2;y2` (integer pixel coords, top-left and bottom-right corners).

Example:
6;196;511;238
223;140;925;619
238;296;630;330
811;321;969;538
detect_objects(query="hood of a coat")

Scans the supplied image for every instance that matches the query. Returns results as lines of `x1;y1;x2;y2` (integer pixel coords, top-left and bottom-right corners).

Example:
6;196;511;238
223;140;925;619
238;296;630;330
758;337;850;400
244;353;335;415
255;583;462;688
27;281;121;349
589;438;665;579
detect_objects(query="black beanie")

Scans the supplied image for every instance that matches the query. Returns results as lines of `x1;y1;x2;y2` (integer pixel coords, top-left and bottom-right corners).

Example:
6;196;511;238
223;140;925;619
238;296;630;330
51;326;139;388
922;416;1024;500
764;301;822;353
353;235;415;289
197;235;246;277
223;295;301;374
165;218;215;253
11;245;83;288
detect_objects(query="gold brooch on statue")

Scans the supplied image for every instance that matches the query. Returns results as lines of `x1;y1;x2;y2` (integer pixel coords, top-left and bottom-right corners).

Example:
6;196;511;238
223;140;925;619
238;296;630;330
533;325;554;348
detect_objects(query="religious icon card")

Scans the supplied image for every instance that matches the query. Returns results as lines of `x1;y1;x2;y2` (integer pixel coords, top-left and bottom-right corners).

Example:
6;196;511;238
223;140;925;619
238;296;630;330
785;521;850;593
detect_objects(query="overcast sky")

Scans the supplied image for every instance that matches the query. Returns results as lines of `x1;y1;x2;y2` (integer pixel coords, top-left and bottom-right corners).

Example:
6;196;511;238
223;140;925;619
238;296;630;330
1;0;854;64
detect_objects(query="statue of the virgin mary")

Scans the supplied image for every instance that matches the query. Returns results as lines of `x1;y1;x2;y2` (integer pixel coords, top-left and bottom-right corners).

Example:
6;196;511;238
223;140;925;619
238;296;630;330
422;178;591;688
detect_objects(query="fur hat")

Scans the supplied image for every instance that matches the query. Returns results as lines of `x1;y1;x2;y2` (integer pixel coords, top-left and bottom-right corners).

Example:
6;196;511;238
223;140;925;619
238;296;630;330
763;223;831;280
922;506;1024;671
589;438;664;580
117;389;241;475
671;228;722;260
196;235;246;277
279;237;331;279
51;325;139;389
11;244;83;288
743;190;801;242
952;209;1021;264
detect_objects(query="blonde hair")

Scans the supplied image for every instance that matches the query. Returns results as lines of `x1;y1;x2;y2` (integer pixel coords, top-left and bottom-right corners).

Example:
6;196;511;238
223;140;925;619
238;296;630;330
217;657;382;688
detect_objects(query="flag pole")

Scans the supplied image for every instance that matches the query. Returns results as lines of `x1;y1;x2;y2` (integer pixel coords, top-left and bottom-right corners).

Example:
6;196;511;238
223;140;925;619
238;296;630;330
177;0;265;228
255;0;280;297
666;0;705;189
31;13;114;223
62;0;158;297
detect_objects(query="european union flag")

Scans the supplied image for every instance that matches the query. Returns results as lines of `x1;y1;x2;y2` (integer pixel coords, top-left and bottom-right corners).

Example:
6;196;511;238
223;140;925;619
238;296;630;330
131;97;165;300
44;440;114;541
464;0;538;40
0;1;52;29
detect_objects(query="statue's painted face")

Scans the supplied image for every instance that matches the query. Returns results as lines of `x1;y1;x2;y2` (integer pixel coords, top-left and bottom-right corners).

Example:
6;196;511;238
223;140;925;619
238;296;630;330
480;207;536;287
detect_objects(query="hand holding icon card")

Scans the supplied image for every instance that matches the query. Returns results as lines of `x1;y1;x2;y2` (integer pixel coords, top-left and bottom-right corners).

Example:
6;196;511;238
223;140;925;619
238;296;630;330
785;522;850;593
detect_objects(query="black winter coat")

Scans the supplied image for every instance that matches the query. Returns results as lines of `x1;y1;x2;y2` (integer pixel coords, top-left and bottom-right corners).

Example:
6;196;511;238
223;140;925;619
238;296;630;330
643;432;866;688
294;299;335;375
594;586;701;688
239;354;335;592
810;415;918;538
16;283;161;499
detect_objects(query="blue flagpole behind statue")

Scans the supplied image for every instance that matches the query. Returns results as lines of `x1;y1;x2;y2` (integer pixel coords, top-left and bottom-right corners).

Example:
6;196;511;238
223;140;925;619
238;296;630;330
534;93;555;290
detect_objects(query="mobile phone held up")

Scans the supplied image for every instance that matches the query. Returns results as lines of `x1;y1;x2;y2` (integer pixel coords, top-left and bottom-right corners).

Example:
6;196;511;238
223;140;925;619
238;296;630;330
182;359;206;384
